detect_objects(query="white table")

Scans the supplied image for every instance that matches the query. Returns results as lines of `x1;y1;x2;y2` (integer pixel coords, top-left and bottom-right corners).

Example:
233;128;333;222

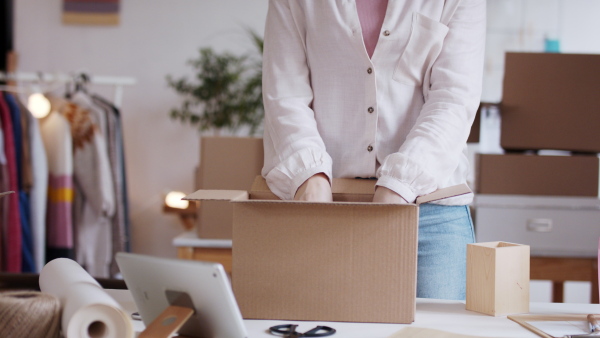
107;289;600;337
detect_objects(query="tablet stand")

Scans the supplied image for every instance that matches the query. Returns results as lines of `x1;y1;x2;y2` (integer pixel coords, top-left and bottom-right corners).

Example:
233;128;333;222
139;290;196;338
139;305;194;338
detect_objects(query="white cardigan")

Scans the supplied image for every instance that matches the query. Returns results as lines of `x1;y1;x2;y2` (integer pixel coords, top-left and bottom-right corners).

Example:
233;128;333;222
261;0;485;204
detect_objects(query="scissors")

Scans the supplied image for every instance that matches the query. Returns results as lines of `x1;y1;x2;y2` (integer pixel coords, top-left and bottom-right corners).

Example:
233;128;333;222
269;324;336;337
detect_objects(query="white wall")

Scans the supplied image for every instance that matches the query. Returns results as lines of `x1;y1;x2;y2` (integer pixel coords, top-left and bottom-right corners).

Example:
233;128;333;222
483;0;600;102
14;0;269;258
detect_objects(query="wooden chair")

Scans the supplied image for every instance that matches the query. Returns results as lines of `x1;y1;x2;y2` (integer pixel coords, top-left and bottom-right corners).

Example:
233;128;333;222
530;256;598;304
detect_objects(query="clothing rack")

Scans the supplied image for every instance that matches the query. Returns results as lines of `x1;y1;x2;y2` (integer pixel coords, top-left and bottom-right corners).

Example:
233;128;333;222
0;71;136;108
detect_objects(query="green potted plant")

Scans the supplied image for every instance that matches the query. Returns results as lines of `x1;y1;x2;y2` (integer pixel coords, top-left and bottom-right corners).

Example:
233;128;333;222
167;30;264;135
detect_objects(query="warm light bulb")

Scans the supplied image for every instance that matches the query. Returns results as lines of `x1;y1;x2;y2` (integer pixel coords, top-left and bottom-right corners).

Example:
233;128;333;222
27;93;51;119
165;191;189;209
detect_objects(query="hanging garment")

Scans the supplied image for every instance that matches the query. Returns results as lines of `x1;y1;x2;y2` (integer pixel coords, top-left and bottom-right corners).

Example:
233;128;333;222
39;108;75;262
18;99;48;273
0;117;7;271
104;97;131;253
17;97;33;192
4;93;34;272
92;94;129;275
57;93;115;278
0;93;22;272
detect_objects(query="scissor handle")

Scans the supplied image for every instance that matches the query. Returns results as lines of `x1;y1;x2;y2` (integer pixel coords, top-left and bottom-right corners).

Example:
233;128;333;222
269;324;336;337
270;324;299;335
302;325;336;337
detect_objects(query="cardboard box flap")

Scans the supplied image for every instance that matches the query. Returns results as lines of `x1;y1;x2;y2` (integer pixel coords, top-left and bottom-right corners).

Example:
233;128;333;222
416;183;472;205
184;190;248;201
250;176;376;201
332;178;376;194
251;176;471;204
0;191;14;198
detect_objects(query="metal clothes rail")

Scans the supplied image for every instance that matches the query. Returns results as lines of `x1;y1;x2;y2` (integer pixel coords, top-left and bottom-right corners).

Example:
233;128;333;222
0;71;136;108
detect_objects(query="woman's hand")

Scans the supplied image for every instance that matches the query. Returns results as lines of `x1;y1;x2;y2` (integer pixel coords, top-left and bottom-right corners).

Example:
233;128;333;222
372;186;409;204
294;173;333;202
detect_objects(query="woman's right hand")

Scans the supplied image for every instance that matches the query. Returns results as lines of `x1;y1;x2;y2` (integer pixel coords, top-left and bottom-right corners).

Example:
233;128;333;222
294;173;333;202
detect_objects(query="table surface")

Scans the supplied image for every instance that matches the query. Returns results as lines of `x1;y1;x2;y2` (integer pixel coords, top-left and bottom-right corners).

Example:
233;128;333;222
172;231;232;248
106;289;600;338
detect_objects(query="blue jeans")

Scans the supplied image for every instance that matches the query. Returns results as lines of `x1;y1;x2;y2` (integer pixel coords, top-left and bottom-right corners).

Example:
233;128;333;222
416;204;475;300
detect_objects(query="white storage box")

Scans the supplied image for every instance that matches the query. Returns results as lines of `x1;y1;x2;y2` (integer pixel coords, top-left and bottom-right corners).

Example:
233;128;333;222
474;195;600;258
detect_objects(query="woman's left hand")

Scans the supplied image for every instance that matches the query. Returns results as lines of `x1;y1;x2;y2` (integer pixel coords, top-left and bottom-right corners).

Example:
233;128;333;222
372;186;409;204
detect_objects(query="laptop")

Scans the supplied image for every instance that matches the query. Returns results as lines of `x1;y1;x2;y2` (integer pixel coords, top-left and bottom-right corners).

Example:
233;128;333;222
115;252;248;338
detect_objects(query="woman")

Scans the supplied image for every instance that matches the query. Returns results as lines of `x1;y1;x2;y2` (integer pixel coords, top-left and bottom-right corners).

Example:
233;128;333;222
261;0;485;300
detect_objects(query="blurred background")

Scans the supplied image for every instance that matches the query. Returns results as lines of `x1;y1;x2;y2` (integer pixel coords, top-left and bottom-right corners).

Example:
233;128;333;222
3;0;600;303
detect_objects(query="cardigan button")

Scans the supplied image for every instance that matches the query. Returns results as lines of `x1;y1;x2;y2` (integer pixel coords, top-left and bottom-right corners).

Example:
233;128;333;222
383;30;391;36
367;107;374;114
367;67;372;74
367;145;373;152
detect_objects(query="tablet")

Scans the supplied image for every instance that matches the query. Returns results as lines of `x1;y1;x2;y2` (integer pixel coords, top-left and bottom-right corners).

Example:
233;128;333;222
115;252;248;338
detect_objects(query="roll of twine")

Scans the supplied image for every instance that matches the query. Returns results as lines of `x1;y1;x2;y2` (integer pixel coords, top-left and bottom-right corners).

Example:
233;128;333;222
0;291;61;338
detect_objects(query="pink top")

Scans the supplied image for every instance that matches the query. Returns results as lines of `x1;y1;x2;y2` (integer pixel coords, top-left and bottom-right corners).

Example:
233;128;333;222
355;0;389;58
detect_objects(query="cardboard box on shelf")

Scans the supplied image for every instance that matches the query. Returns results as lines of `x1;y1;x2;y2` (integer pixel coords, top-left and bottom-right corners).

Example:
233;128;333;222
196;136;263;239
476;153;599;197
185;177;471;324
501;52;600;153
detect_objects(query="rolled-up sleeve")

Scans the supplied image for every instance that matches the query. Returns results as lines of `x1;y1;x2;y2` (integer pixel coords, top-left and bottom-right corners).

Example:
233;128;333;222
261;0;332;200
376;0;485;202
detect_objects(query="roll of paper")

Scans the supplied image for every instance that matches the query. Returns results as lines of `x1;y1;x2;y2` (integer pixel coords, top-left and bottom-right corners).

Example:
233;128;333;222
39;258;133;338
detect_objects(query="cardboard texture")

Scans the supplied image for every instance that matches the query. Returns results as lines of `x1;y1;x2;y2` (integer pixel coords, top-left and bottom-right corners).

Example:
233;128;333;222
501;52;600;153
185;177;472;324
196;137;263;239
466;242;530;317
476;153;599;197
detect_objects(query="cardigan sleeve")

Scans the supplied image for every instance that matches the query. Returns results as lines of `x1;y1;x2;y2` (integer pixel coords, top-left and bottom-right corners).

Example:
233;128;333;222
261;0;333;200
376;0;485;202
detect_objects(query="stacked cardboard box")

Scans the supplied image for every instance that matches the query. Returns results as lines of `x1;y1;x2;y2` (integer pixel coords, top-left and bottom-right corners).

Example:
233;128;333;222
500;53;600;153
196;136;264;239
477;53;600;197
475;53;600;259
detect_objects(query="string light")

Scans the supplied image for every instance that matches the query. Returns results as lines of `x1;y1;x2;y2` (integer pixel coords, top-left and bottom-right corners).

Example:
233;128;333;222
165;191;189;209
27;93;51;119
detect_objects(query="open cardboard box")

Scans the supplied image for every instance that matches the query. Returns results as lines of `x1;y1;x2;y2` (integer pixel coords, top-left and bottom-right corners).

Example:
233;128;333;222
185;177;471;323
